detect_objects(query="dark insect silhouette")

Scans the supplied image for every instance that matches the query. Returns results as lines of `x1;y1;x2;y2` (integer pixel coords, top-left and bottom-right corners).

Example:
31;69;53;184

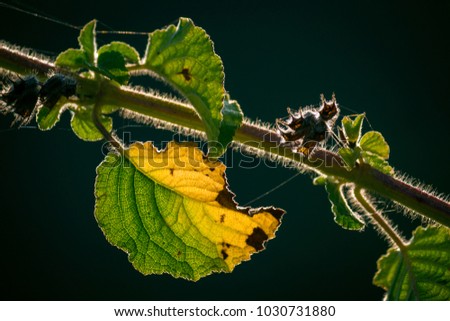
1;75;41;125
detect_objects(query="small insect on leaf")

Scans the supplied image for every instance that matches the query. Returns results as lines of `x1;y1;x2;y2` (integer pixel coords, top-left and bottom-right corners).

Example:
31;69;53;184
95;141;284;281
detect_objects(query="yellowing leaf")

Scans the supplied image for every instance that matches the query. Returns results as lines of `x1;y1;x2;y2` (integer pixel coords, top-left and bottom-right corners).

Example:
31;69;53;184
95;142;284;280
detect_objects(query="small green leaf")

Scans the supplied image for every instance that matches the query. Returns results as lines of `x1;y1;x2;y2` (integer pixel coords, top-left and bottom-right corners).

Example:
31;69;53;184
97;51;129;85
36;99;69;130
98;42;140;63
209;95;243;157
342;113;365;144
70;107;112;141
325;182;365;231
143;18;225;145
78;20;97;64
361;151;393;175
359;131;390;159
338;147;361;170
55;49;88;69
374;226;450;300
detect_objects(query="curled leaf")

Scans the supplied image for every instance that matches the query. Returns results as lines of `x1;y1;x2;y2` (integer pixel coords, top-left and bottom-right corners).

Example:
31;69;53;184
210;95;243;157
324;181;365;231
98;42;140;64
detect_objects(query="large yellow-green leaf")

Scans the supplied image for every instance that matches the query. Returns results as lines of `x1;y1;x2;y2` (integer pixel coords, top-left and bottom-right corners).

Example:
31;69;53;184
143;18;225;145
94;142;284;281
374;226;450;300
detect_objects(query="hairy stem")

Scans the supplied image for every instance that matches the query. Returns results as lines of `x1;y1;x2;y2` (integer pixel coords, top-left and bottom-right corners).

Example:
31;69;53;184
354;187;406;249
354;187;418;299
1;43;450;228
92;83;124;154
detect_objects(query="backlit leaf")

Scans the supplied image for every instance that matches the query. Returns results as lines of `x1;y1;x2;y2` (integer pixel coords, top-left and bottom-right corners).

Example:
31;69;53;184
36;99;70;130
78;20;97;64
374;226;450;300
98;42;140;64
361;151;393;175
360;131;390;159
55;49;88;70
342;113;365;144
94;141;284;280
97;51;129;85
338;146;360;170
210;95;243;157
143;18;225;145
70;107;112;141
325;181;365;231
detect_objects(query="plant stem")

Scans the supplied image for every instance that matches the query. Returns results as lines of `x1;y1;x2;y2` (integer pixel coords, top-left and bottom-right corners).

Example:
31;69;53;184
354;187;406;249
354;187;419;299
1;43;450;228
92;83;124;153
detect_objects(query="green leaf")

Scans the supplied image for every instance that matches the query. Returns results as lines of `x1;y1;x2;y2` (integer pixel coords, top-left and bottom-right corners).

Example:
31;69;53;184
55;49;89;69
36;99;69;130
341;114;364;143
78;20;97;64
97;42;140;63
324;182;365;231
97;51;129;85
342;113;365;144
209;95;243;157
374;226;450;300
361;151;393;175
143;18;225;144
70;107;112;141
338;146;361;170
94;142;284;281
359;131;390;159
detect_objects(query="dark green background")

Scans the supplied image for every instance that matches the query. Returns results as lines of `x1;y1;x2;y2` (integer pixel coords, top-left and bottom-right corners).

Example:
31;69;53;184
1;0;449;300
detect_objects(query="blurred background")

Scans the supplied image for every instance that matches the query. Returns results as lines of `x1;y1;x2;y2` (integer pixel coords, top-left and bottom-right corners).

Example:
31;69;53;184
0;0;449;300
